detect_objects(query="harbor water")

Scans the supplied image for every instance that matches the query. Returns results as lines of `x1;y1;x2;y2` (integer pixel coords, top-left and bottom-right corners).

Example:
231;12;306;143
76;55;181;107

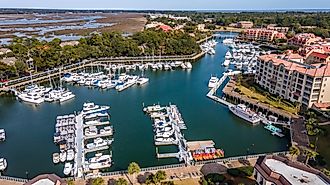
0;38;290;178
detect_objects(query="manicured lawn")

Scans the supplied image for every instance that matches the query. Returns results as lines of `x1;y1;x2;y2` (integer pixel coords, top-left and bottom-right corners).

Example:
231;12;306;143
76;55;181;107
173;178;200;185
237;84;297;114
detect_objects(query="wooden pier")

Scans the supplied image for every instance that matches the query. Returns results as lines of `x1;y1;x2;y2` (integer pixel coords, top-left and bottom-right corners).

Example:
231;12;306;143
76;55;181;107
85;132;113;140
83;121;111;128
85;146;110;154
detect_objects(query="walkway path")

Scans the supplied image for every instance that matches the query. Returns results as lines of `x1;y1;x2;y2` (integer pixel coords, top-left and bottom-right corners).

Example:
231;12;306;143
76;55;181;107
74;113;84;178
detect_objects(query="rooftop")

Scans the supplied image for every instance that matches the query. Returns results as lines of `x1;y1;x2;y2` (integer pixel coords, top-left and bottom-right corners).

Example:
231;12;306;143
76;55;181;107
265;158;328;185
24;174;66;185
259;54;330;77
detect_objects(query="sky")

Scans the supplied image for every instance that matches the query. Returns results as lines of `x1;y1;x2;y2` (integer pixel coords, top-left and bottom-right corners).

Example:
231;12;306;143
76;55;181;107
1;0;330;10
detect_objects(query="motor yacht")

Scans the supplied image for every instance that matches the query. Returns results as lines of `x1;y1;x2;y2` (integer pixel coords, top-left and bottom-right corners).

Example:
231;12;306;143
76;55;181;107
63;163;73;176
208;76;219;88
53;153;60;164
228;104;261;125
0;129;5;141
136;77;149;85
0;158;7;171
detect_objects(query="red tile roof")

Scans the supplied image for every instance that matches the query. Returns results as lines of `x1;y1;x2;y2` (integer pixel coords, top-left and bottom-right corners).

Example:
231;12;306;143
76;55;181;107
158;25;173;32
313;102;330;109
259;54;330;77
309;51;329;59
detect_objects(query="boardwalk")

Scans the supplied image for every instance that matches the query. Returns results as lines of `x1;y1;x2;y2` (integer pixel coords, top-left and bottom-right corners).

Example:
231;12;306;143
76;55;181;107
206;73;233;107
74;113;84;178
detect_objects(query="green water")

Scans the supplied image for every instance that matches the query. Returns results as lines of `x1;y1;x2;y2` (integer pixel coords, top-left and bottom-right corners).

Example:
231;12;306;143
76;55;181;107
0;40;290;178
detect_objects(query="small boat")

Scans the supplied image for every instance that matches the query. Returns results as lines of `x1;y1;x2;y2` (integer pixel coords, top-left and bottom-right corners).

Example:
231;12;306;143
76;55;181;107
0;129;5;141
53;153;60;164
136;77;149;85
60;152;67;163
0;158;7;171
185;62;192;69
208;76;219;88
66;149;75;161
63;163;73;176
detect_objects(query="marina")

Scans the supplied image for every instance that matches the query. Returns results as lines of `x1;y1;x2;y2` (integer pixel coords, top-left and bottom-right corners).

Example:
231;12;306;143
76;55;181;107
52;102;113;177
0;33;290;178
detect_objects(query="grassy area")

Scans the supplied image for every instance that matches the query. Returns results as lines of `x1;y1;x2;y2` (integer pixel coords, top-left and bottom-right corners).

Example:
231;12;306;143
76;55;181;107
236;84;297;114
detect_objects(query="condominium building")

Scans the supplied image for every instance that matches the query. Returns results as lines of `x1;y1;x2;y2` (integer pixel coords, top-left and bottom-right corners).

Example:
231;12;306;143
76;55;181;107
254;155;330;185
306;52;330;64
266;24;290;33
237;21;254;28
241;29;286;42
288;33;323;46
255;54;330;108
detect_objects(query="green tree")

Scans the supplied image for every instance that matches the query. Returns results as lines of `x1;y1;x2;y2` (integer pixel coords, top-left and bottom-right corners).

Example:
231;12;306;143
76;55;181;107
115;178;128;185
289;145;300;160
303;148;319;165
67;179;74;185
154;170;167;184
127;162;141;183
89;177;104;185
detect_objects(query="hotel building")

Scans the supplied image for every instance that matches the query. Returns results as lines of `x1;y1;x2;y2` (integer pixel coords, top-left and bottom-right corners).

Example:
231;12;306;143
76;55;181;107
288;33;323;47
255;54;330;108
241;29;286;42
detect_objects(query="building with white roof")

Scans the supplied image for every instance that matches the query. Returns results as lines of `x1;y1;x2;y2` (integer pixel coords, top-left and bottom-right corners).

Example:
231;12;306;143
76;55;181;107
24;174;67;185
254;155;330;185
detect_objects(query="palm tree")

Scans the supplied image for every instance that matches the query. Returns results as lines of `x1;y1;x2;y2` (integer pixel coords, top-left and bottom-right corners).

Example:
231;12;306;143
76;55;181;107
303;148;319;165
289;145;300;161
154;170;167;184
127;162;141;184
115;178;128;185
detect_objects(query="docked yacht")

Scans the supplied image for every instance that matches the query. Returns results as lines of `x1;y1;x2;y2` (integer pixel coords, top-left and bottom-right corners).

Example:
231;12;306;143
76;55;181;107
137;77;149;85
89;157;112;170
0;129;5;141
59;91;75;103
63;163;73;176
86;138;113;149
60;152;67;163
0;158;7;171
208;76;219;88
223;59;230;67
185;62;192;69
143;105;164;113
228;104;261;125
53;153;60;164
100;126;113;135
18;92;44;104
66;149;75;161
89;153;111;163
82;102;110;115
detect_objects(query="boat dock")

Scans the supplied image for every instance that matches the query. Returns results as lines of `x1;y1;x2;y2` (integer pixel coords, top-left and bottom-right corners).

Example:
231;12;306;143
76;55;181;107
206;73;233;107
53;102;114;179
144;104;193;165
74;113;85;178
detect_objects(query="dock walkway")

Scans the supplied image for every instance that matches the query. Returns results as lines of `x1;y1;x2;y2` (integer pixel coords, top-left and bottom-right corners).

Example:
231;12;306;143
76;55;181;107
74;113;84;178
206;73;233;107
85;132;113;140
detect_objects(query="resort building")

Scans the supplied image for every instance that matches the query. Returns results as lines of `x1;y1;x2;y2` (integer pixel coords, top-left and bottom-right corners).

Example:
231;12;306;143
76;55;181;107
241;29;286;42
288;33;323;46
299;39;330;56
255;54;330;108
254;155;330;185
237;21;254;28
266;24;290;33
24;174;67;185
305;52;330;64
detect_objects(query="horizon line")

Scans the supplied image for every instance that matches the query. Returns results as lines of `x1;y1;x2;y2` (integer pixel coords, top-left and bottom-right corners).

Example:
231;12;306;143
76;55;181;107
1;7;330;12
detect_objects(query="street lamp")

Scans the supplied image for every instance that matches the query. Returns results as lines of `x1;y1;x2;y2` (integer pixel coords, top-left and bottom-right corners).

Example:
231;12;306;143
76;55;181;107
25;171;29;180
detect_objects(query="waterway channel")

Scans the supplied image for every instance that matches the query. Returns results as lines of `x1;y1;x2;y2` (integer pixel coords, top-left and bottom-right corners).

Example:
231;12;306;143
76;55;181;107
0;37;290;178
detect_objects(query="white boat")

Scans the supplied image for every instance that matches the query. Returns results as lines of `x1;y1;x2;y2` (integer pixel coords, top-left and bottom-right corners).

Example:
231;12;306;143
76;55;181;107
156;130;174;138
59;91;75;103
66;149;75;161
229;104;261;125
88;158;112;170
185;62;192;69
0;129;5;141
143;105;164;112
180;63;187;69
137;77;149;85
18;92;44;104
86;138;113;149
223;59;230;67
63;163;73;176
116;81;136;92
100;126;113;135
208;76;219;88
60;152;67;162
82;102;110;115
53;153;60;164
0;158;7;171
89;154;111;163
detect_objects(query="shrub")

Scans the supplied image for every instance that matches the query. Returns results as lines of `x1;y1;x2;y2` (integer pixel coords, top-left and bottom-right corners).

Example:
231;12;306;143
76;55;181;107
205;173;225;183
